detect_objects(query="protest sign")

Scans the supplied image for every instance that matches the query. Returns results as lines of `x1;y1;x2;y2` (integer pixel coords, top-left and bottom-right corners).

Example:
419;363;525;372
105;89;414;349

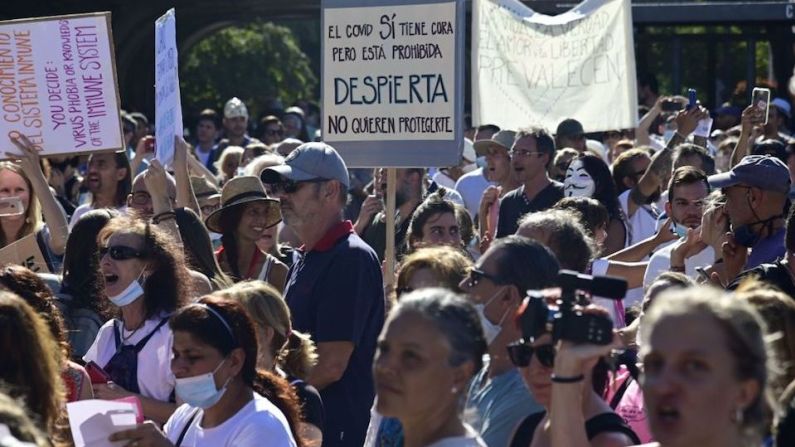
322;0;464;167
0;232;50;273
0;12;123;158
67;399;138;447
473;0;637;133
154;8;182;167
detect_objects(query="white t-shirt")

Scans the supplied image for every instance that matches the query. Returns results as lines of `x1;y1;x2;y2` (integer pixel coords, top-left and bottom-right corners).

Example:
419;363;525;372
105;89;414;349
455;168;492;218
69;203;128;230
426;425;487;447
618;190;659;247
643;242;715;291
83;314;175;401
164;393;297;447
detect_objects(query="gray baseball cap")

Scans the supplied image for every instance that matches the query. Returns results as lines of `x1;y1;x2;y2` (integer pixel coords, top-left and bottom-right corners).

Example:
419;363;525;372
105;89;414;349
708;155;791;194
260;142;350;189
473;130;516;156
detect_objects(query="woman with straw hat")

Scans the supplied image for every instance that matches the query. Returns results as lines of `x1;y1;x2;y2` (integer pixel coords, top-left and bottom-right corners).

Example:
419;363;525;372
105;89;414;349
204;176;287;290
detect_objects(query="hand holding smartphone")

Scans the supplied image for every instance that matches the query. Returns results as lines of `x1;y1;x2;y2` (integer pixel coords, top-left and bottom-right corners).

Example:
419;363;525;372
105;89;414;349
751;87;771;125
0;196;24;217
85;361;111;384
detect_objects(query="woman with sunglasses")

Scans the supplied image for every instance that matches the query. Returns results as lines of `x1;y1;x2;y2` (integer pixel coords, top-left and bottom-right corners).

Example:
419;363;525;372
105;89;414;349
83;215;191;424
205;176;285;289
111;297;298;447
508;303;640;447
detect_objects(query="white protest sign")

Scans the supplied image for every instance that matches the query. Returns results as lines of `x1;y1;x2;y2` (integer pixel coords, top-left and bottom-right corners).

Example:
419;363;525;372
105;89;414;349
473;0;637;133
322;0;464;167
0;13;123;158
154;8;182;167
67;399;137;447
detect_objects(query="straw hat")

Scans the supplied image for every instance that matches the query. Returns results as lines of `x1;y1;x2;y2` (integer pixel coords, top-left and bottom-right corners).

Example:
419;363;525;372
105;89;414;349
204;176;281;233
190;176;220;200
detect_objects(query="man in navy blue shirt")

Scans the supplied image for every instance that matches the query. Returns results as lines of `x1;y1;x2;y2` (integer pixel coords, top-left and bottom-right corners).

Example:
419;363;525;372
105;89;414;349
262;142;385;447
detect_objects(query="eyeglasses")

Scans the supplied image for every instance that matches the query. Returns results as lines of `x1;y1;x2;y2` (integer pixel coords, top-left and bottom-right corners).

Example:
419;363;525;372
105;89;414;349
99;245;146;260
269;178;328;195
510;149;545;158
465;268;504;287
265;128;284;137
506;341;555;368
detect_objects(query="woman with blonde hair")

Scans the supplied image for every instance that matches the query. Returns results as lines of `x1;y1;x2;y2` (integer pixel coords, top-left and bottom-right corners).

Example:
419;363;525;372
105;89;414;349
221;280;324;446
0;292;65;439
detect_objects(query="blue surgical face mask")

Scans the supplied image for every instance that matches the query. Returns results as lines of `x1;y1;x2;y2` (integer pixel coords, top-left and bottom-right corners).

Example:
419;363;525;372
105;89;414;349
671;222;688;239
108;269;145;307
175;359;231;409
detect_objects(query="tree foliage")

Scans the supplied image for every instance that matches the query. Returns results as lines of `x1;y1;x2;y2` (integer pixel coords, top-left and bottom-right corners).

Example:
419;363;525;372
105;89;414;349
180;21;317;120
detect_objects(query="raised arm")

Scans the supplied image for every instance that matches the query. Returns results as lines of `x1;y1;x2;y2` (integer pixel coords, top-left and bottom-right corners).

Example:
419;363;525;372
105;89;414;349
730;105;762;168
173;137;201;216
9;133;68;255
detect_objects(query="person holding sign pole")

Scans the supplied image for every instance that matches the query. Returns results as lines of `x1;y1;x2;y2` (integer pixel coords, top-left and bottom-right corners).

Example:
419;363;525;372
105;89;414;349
1;133;69;268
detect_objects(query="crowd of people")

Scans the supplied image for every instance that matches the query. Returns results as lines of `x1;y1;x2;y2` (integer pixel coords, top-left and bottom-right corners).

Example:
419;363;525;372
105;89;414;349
1;73;795;447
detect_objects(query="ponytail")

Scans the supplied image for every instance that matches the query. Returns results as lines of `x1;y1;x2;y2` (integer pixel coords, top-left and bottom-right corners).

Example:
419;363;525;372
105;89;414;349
278;331;318;381
253;369;306;447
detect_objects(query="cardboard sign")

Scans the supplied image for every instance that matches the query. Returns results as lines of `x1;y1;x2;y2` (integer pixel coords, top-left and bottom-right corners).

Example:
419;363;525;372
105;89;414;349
473;0;637;133
66;399;138;447
0;232;50;273
0;12;123;158
321;0;464;167
154;8;182;167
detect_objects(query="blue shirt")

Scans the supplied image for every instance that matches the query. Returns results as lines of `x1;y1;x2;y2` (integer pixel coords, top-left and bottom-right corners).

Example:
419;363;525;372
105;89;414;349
466;362;543;447
285;221;385;447
746;227;786;269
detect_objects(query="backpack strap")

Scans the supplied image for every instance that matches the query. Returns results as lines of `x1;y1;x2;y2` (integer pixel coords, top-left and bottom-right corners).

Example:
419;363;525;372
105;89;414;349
175;408;200;447
133;318;169;353
609;375;633;410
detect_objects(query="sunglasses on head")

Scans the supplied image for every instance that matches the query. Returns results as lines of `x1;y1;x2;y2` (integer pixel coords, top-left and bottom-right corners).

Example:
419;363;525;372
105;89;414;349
506;341;555;368
99;245;146;261
270;178;328;195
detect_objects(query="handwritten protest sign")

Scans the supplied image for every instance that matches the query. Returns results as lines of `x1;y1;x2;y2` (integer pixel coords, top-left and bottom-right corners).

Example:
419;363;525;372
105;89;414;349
473;0;637;133
322;0;464;167
154;9;182;167
0;232;50;273
0;13;122;158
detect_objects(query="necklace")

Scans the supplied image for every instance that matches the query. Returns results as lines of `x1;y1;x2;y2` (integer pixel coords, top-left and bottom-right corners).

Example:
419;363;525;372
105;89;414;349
120;320;145;342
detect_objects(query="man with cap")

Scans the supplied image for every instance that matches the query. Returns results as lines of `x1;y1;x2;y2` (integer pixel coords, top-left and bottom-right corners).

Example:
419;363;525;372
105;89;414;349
474;130;520;250
709;154;791;284
556;118;587;153
220;97;261;149
261;142;385;447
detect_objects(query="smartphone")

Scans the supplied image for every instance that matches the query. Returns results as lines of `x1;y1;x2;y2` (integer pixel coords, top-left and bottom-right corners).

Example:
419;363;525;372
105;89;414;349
695;267;710;283
661;100;684;112
687;88;697;110
752;87;771;125
145;137;156;153
85;361;111;384
0;196;24;217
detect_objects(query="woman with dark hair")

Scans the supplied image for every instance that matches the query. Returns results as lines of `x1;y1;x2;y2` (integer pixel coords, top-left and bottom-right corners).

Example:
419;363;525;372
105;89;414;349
0;265;93;403
83;215;191;423
111;296;298;446
205;176;285;289
174;207;234;291
0;292;65;439
406;190;464;254
563;154;627;255
42;208;117;359
224;281;324;447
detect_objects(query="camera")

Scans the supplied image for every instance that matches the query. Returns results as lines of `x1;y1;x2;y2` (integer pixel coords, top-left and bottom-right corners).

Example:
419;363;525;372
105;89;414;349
516;270;627;345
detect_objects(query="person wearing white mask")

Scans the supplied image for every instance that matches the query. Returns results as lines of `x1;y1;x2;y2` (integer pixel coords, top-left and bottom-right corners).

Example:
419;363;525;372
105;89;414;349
83;216;191;424
458;235;559;447
110;297;298;447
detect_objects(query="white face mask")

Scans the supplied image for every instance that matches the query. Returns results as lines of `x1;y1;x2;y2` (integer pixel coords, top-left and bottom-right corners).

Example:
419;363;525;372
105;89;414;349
175;358;231;409
563;159;596;198
474;287;510;346
108;268;145;307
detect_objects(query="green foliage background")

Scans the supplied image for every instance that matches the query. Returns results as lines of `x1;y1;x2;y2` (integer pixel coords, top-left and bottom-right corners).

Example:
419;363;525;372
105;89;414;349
180;21;318;121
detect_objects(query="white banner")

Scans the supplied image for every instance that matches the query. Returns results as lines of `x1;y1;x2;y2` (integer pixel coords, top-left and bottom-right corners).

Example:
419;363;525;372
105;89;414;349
473;0;637;133
0;13;123;158
154;8;182;166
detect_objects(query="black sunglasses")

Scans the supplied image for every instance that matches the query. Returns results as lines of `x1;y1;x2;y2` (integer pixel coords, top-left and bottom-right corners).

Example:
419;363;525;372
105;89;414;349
99;245;146;261
506;341;555;368
466;268;504;287
270;178;328;195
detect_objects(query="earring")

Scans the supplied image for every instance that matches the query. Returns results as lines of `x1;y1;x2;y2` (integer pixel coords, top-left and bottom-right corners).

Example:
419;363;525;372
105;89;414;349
734;407;744;425
451;386;458;394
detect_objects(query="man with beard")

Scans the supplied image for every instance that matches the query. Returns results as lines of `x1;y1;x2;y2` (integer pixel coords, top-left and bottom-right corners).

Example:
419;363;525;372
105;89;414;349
356;168;425;260
620;106;707;246
69;151;132;228
643;166;713;287
261;143;384;447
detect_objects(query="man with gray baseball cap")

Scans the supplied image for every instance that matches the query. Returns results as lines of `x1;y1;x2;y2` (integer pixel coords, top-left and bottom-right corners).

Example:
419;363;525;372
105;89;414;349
708;154;791;283
261;142;384;447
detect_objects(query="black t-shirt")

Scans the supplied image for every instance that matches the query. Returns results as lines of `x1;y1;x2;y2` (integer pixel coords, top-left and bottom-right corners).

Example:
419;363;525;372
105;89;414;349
288;376;324;432
729;259;795;299
510;411;641;447
496;181;564;238
285;222;385;447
